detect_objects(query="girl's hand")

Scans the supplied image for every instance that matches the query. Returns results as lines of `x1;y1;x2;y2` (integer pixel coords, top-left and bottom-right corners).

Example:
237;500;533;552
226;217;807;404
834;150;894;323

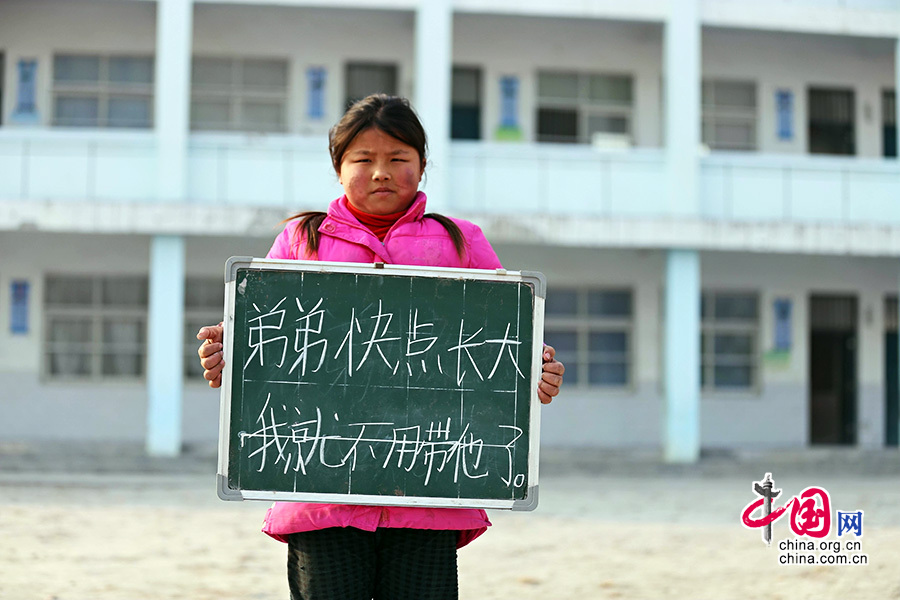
196;323;225;388
538;344;564;404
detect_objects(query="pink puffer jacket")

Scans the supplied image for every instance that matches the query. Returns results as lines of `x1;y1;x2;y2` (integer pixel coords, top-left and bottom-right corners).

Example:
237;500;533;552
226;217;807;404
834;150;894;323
261;192;501;548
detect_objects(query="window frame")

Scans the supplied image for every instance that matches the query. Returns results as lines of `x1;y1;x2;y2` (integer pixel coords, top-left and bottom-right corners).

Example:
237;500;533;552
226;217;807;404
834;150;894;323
700;290;760;394
43;275;149;382
183;277;225;381
51;53;155;128
807;86;856;156
543;287;634;390
701;78;758;151
535;70;634;145
883;88;896;158
344;61;398;109
450;65;482;140
190;55;290;133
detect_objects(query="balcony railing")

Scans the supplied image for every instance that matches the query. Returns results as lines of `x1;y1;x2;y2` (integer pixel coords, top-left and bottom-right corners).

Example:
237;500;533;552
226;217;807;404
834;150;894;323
1;130;898;227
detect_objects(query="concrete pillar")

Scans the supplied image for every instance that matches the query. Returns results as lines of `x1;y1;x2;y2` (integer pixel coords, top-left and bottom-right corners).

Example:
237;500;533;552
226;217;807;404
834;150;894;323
663;1;702;461
155;0;192;202
414;0;452;212
147;0;192;456
664;249;701;463
147;235;186;456
664;0;701;217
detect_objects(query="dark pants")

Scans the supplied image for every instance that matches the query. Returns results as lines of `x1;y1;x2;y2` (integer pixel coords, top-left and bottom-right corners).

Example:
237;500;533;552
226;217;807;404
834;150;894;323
286;527;459;600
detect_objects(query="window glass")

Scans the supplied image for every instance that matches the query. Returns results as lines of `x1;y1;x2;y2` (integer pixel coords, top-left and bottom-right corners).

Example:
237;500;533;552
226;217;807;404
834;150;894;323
589;75;631;104
701;291;759;391
108;96;151;127
537;108;578;142
184;278;226;379
537;71;633;144
102;278;147;306
102;353;143;377
185;279;223;309
715;121;754;148
53;54;153;128
193;58;233;88
47;317;92;344
346;63;397;106
242;101;284;131
191;100;230;129
545;289;578;315
45;275;148;380
538;72;578;100
545;330;577;353
713;333;753;355
587;115;628;136
702;79;757;151
589;331;627;353
108;57;153;84
54;96;99;126
452;68;479;104
712;81;755;109
102;319;144;347
242;59;288;89
54;55;100;83
589;362;627;386
714;294;757;321
45;277;93;305
192;56;289;132
588;290;631;317
49;353;91;376
545;288;633;388
714;365;753;388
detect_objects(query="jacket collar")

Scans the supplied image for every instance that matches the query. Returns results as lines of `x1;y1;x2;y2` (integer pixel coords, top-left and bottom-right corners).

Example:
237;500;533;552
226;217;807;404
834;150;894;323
319;192;428;262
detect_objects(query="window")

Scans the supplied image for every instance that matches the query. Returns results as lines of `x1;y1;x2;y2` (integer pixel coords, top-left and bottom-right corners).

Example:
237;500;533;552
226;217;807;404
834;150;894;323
184;278;224;379
191;57;289;132
884;90;896;158
52;54;153;128
536;71;633;144
451;67;481;140
701;291;759;391
345;62;397;108
44;275;148;379
543;288;633;387
702;79;757;151
808;88;855;156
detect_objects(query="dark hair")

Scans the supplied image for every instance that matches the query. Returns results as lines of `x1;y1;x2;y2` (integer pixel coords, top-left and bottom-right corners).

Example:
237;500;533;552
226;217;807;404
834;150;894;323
329;94;427;175
283;94;465;260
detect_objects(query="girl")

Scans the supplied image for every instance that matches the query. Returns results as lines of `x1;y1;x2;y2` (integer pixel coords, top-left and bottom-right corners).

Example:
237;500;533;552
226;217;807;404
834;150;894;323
197;94;564;600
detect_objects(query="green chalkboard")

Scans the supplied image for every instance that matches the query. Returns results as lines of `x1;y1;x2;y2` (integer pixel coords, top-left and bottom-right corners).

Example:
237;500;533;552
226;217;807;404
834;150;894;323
217;257;545;510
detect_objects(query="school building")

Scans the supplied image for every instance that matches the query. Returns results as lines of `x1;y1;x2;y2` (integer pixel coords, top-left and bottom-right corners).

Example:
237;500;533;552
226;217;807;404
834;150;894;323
0;0;899;460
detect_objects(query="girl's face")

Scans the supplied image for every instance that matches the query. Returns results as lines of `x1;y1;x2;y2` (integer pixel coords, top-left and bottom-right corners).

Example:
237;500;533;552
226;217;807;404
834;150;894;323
339;127;424;215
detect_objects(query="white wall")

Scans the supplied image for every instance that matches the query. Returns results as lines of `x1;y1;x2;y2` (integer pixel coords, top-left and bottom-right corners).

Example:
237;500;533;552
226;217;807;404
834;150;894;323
0;0;157;127
495;243;899;449
3;2;894;154
704;28;897;157
1;232;898;447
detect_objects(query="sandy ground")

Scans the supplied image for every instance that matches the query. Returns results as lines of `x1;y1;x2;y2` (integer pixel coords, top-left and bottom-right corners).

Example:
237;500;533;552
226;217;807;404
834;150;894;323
1;454;899;600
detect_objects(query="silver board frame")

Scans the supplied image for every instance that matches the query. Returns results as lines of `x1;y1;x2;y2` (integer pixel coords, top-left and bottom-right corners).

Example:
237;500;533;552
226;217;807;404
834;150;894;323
217;256;546;511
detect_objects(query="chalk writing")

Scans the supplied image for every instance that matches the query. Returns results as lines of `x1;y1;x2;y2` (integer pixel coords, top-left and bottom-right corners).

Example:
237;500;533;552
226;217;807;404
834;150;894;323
246;295;525;385
239;399;526;490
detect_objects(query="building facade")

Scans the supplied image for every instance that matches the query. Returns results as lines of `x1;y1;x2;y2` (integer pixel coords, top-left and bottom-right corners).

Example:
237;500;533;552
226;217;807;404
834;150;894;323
0;0;899;457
